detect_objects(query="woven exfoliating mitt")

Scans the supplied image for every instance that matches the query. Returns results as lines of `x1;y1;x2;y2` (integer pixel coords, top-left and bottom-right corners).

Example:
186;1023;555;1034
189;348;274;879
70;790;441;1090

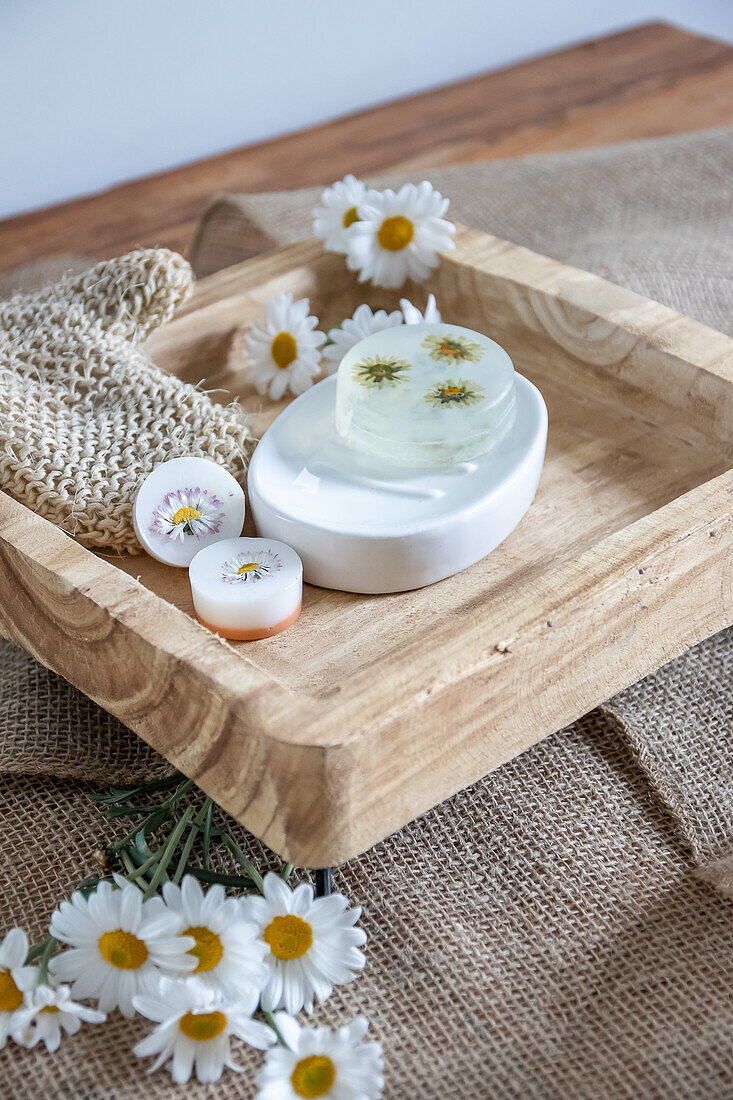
0;249;250;554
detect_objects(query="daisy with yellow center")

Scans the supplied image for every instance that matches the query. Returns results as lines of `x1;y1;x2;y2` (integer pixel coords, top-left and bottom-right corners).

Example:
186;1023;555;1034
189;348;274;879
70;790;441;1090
240;872;366;1016
244;293;325;401
312;174;366;254
425;378;485;409
346;181;455;288
49;877;197;1018
255;1013;384;1100
133;975;275;1085
0;928;37;1048
11;981;105;1052
161;876;267;1006
422;331;482;364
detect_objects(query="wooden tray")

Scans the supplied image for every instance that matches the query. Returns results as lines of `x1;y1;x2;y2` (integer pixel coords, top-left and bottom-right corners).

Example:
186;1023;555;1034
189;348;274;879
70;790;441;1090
1;227;732;867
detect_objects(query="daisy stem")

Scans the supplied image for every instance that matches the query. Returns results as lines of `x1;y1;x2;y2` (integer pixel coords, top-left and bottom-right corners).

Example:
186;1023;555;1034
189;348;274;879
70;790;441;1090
37;935;58;985
143;805;196;899
172;801;210;885
107;777;195;854
25;935;54;965
124;846;164;882
280;862;294;881
202;797;214;871
263;1010;291;1050
221;833;265;894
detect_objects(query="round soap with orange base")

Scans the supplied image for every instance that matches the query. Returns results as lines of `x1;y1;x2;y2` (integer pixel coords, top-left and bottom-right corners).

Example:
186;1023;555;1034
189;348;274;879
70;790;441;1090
189;537;302;641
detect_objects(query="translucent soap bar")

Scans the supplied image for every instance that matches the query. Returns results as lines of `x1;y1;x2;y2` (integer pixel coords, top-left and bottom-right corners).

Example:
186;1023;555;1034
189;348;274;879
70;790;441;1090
335;321;516;466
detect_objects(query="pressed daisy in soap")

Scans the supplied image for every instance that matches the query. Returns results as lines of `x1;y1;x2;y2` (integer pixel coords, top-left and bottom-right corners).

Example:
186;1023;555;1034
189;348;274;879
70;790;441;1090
134;456;246;568
133;976;274;1085
353;354;411;390
161;876;267;1004
256;1013;384;1100
240;872;366;1015
0;929;37;1048
322;304;403;374
312;174;366;254
425;379;485;408
49;878;197;1018
423;330;482;364
347;181;455;288
245;293;325;400
150;487;225;542
11;982;105;1052
221;545;283;585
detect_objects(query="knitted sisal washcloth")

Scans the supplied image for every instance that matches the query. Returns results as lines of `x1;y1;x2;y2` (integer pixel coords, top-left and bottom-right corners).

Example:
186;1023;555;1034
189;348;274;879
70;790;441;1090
0;249;250;554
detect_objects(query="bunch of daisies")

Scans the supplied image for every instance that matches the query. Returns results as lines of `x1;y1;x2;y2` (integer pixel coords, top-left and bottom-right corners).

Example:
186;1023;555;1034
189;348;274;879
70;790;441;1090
1;785;383;1096
242;174;453;402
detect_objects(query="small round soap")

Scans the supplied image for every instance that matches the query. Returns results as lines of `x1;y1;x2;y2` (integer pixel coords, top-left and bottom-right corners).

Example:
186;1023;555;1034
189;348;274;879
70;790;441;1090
189;537;302;640
335;321;516;466
133;456;245;567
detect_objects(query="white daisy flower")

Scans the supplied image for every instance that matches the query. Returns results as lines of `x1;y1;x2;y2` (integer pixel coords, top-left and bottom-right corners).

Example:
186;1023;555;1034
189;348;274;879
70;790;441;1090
133;975;275;1085
149;486;226;542
245;293;325;401
11;981;105;1052
347;181;455;288
240;872;366;1015
0;929;37;1048
49;878;197;1018
322;303;403;374
400;292;441;325
161;876;267;1006
312;174;366;254
256;1012;384;1100
221;545;283;585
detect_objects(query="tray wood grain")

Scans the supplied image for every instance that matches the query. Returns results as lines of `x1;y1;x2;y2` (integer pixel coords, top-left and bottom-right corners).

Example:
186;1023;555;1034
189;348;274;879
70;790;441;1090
1;226;731;865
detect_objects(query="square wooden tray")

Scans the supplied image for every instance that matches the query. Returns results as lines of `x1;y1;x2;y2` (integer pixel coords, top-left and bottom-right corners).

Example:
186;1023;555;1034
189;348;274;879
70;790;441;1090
1;227;731;867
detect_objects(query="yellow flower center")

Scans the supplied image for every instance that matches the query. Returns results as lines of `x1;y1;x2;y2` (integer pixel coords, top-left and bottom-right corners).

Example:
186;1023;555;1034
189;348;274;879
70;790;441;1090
378;215;414;251
263;914;313;960
172;506;202;526
440;342;461;357
271;331;298;370
41;1005;60;1014
441;387;464;397
237;562;261;574
179;1010;227;1042
184;926;224;972
0;969;23;1013
98;929;148;970
342;205;359;229
291;1055;337;1098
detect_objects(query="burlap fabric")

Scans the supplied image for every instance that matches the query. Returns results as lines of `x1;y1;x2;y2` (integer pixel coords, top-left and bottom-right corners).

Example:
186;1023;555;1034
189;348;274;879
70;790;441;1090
1;127;732;1097
0;249;250;553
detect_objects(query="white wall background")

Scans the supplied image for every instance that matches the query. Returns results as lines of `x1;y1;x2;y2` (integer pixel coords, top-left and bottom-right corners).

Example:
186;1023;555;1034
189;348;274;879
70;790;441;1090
2;0;732;219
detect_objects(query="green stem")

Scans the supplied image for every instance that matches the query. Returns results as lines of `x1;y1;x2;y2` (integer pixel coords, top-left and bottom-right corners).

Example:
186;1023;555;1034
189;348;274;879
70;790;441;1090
280;862;294;882
37;935;58;985
221;834;265;894
25;935;54;966
125;847;163;882
263;1009;290;1050
172;803;209;885
143;806;195;899
107;778;195;855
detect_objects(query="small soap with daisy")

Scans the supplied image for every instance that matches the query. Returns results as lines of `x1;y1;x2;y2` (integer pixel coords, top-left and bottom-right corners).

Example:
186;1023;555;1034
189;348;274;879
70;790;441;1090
189;537;302;640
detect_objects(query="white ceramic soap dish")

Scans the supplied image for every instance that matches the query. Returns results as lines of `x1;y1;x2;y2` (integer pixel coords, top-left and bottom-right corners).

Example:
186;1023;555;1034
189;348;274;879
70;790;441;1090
248;373;547;594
